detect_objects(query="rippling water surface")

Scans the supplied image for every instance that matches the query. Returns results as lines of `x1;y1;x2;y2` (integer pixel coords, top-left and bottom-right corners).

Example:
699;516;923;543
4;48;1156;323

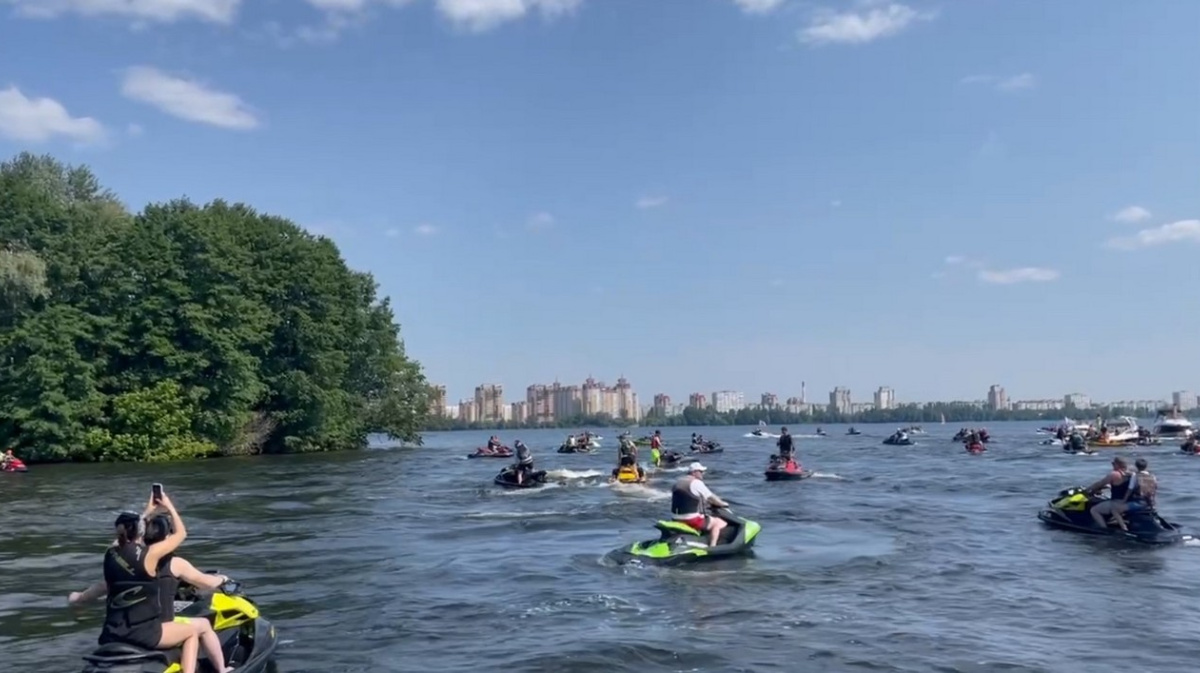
4;421;1200;672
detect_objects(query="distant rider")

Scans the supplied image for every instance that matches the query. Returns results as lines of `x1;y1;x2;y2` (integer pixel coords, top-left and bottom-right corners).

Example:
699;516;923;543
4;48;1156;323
1085;456;1130;530
613;434;645;481
671;462;729;547
0;448;14;469
776;427;796;467
486;436;502;452
649;430;663;465
1067;430;1087;453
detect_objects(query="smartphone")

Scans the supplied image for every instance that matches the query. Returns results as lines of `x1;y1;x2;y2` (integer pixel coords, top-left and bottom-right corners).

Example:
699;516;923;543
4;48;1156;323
152;483;164;503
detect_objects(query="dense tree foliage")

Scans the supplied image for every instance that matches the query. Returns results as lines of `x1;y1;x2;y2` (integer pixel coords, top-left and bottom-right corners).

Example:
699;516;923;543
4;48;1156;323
424;402;1190;431
0;153;428;462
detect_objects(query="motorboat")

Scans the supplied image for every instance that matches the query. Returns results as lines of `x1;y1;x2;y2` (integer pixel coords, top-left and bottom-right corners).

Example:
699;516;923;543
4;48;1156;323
1153;412;1194;439
1099;416;1141;444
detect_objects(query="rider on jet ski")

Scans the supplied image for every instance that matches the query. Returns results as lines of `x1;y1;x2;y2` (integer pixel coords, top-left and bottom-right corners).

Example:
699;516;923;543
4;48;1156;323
671;462;730;547
649;430;663;465
776;428;798;468
486;436;503;451
1085;457;1134;530
70;491;233;673
613;434;645;481
511;441;536;484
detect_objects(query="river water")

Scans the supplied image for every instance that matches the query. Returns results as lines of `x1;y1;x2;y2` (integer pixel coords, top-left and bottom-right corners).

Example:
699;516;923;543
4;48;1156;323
3;421;1199;673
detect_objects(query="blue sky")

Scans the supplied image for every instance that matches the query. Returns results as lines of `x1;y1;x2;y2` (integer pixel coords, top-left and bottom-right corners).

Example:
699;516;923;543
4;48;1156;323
1;0;1198;405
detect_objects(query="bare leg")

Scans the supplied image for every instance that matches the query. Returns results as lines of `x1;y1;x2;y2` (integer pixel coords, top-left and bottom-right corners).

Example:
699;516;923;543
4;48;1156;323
193;619;231;672
158;622;201;673
707;518;727;547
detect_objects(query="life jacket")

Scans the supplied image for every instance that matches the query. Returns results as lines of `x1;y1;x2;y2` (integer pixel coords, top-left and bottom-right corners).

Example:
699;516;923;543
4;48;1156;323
99;543;162;643
671;476;704;517
1126;471;1155;505
1109;473;1131;501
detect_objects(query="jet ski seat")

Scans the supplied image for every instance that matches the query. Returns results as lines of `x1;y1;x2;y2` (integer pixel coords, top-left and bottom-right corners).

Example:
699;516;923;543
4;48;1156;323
82;642;179;665
654;520;702;536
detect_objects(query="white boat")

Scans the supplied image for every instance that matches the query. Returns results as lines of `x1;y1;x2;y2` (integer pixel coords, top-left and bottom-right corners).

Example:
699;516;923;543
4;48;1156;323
1100;416;1141;443
1153;412;1194;438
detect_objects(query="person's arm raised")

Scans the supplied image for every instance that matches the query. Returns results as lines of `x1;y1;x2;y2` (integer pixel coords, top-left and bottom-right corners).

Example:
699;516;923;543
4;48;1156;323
143;493;187;574
170;557;228;591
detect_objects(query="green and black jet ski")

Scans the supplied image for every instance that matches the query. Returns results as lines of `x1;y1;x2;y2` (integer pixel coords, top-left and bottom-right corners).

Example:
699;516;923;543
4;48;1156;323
80;578;277;673
607;508;761;566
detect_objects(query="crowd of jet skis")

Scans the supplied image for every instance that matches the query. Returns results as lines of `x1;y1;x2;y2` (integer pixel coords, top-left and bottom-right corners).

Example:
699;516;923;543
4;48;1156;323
33;422;1199;673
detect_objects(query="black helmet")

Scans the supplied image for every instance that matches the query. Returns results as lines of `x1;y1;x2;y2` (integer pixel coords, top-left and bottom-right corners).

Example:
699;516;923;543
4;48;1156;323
145;514;174;544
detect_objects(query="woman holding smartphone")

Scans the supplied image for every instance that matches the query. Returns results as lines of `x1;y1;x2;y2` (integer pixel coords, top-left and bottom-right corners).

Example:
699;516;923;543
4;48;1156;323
71;490;233;673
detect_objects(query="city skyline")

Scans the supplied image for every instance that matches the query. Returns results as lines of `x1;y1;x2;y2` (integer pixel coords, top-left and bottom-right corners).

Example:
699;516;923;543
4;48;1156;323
429;377;1198;422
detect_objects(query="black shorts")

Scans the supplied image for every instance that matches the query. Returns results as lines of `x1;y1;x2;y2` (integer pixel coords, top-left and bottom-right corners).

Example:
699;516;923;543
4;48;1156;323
99;621;163;650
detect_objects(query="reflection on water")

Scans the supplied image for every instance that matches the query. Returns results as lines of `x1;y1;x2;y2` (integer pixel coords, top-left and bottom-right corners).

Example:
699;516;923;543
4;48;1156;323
2;422;1200;672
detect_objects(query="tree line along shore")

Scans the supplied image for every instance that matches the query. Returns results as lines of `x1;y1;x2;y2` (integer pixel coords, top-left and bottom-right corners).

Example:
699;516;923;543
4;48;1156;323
1;153;430;464
421;403;1192;432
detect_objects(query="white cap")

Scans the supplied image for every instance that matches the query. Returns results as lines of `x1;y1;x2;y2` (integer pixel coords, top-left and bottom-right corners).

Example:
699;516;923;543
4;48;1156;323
687;462;707;472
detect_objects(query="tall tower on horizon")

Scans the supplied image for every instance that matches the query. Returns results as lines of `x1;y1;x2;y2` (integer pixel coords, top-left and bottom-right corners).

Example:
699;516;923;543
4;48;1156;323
801;381;806;404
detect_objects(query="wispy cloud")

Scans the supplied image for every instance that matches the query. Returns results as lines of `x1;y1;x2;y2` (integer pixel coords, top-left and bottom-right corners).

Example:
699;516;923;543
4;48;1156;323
0;86;106;144
960;73;1037;93
798;2;935;46
434;0;581;33
120;66;259;130
526;211;555;230
1110;205;1152;224
413;223;438;236
977;267;1060;284
4;0;243;23
636;195;669;210
1105;220;1200;251
732;0;785;14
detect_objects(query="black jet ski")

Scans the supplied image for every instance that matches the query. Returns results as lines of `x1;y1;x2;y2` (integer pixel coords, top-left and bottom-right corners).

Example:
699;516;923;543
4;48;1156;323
1062;444;1096;456
468;446;513;458
80;578;276;673
494;466;547;489
689;442;723;454
607;508;761;566
815;428;827;437
846;428;861;436
750;429;767;437
764;457;812;482
1037;486;1188;545
882;435;914;446
556;443;593;454
656;450;685;466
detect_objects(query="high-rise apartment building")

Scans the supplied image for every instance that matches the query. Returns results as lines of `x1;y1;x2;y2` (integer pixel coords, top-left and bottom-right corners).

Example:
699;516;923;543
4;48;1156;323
474;384;505;423
428;385;447;416
652;394;672;416
761;393;778;408
1172;391;1197;411
873;386;895;410
688;393;709;408
1063;393;1091;409
509;401;528;424
828;387;851;414
711;391;745;413
457;399;477;424
987;385;1008;411
526;384;553;424
613;377;639;420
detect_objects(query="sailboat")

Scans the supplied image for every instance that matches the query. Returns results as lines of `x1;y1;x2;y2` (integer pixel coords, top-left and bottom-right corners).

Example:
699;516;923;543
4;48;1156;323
940;413;946;425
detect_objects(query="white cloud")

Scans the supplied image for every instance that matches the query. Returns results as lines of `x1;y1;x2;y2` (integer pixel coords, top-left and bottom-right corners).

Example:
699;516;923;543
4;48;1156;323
636;195;668;210
120;66;259;130
526;211;555;230
798;2;934;46
977;267;1060;284
732;0;785;14
1105;220;1200;251
944;255;966;265
996;73;1036;92
1110;205;1152;224
434;0;581;33
413;223;438;235
0;86;106;144
4;0;242;23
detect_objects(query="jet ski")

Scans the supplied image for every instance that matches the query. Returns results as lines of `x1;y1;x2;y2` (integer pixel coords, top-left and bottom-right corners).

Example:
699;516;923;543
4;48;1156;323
750;429;767;437
80;578;277;673
815;428;827;437
882;435;914;446
607;507;761;566
964;442;985;454
611;464;647;484
1040;438;1064;446
846;428;861;435
633;436;654;446
556;443;593;454
689;442;723;454
468;446;513;458
494;466;547;489
763;457;812;482
2;457;28;472
1181;440;1200;455
1036;486;1188;545
656;450;685;466
1062;444;1097;456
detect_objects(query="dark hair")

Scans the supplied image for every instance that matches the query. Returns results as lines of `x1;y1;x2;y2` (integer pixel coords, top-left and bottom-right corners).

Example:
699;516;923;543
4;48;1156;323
1135;458;1148;471
145;514;174;544
114;512;143;545
1112;456;1128;468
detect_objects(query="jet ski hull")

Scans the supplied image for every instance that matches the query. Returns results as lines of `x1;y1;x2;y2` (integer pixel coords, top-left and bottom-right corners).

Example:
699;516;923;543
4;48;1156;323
1037;487;1187;545
556;445;593;454
469;448;513;458
689;447;723;454
882;438;914;446
81;589;277;673
608;510;760;566
494;469;547;489
613;466;645;484
764;467;813;482
657;451;685;466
